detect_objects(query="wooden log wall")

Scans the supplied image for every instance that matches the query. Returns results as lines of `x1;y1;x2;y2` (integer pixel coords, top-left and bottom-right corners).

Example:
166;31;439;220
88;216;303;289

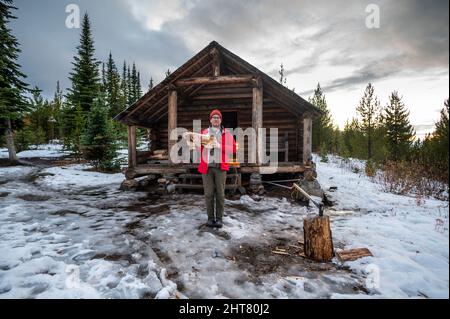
149;84;306;163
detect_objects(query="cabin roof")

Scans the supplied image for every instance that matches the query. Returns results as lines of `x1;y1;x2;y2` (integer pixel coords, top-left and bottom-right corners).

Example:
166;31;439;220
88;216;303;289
114;41;322;127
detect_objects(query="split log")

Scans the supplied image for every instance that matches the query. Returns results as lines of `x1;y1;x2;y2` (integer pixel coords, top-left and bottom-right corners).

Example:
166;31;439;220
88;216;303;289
303;214;334;262
336;248;373;262
149;154;169;160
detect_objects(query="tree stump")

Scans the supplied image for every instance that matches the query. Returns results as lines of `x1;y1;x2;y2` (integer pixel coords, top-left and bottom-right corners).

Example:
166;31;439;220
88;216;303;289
303;214;334;262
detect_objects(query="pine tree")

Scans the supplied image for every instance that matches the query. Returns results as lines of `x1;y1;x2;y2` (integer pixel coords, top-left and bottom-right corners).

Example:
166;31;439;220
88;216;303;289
101;62;106;93
66;13;100;112
52;81;64;140
309;83;333;153
341;118;363;159
60;101;86;154
105;52;121;117
72;103;86;159
330;125;341;154
165;69;171;78
28;86;52;144
278;63;287;86
430;99;449;182
356;83;381;160
121;61;128;107
127;65;132;105
0;0;30;163
53;81;63;111
137;71;142;99
342;120;354;157
82;95;118;171
383;91;415;161
131;62;138;103
434;99;449;153
148;77;154;90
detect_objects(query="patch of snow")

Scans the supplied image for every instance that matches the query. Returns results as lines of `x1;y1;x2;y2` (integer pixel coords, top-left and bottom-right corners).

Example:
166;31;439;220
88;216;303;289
0;144;71;159
37;164;124;191
0;154;448;299
315;154;449;298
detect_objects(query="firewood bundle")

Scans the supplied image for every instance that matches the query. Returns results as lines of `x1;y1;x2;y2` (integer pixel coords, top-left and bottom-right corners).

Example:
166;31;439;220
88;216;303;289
182;132;218;149
149;149;168;160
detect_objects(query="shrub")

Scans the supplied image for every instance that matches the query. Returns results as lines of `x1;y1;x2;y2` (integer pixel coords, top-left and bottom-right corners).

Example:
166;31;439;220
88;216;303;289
377;160;448;200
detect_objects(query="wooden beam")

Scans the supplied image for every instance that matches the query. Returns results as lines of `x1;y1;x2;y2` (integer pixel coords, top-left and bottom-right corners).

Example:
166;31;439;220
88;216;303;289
222;51;320;117
141;61;213;120
252;77;263;165
180;61;213;95
211;47;221;76
168;87;177;164
123;53;211;119
303;114;312;165
128;125;137;169
224;63;304;117
140;91;168;118
125;165;187;179
175;75;254;87
192;93;252;100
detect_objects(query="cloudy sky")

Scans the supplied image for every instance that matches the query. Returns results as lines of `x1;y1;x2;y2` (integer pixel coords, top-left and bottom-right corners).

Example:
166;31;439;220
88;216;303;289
12;0;449;137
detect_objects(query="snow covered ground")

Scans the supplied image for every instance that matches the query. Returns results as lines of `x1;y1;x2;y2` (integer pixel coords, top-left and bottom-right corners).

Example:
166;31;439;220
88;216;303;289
315;155;448;298
0;143;71;159
0;151;448;299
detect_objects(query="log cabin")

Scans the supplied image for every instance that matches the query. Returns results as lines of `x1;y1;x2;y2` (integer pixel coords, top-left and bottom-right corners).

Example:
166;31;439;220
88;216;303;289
114;41;322;191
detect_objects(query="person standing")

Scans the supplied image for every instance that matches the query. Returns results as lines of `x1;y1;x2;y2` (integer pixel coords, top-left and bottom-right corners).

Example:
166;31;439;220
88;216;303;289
197;109;236;228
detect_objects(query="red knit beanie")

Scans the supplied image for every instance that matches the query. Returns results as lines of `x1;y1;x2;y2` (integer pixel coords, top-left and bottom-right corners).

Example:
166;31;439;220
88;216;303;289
210;109;222;120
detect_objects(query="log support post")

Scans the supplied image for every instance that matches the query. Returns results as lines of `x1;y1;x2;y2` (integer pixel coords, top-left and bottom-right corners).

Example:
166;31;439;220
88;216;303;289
128;125;137;169
168;85;178;165
252;77;263;165
303;114;312;165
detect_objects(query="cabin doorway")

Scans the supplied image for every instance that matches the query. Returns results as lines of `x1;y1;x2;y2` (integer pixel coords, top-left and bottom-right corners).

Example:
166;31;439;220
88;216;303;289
221;111;238;130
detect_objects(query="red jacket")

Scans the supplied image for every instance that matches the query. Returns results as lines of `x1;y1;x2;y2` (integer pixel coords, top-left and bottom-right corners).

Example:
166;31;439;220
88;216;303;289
197;127;237;174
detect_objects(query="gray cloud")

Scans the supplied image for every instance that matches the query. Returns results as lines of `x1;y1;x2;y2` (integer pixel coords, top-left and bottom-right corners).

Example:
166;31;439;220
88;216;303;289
10;0;449;101
13;0;193;99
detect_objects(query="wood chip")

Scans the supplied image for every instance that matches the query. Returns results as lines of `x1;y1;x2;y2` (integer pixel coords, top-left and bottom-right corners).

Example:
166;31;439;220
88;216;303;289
272;251;290;256
336;248;373;262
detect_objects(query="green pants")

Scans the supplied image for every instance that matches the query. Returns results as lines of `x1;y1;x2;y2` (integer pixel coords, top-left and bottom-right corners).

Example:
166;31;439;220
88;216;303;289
202;167;227;220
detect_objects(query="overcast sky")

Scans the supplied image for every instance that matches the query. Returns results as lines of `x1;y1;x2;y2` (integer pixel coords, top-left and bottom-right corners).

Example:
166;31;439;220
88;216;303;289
12;0;449;137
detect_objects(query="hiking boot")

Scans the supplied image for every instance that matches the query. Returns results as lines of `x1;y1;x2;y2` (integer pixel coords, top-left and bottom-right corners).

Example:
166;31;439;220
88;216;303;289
214;218;223;228
206;218;215;227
